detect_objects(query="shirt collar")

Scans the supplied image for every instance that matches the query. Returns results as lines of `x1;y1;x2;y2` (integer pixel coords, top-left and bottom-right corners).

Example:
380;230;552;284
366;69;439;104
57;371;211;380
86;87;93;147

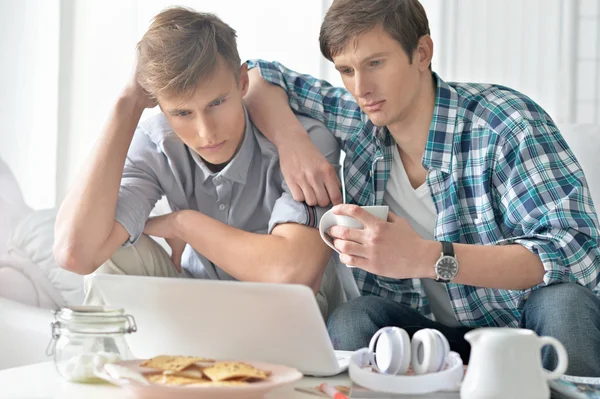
191;106;255;185
421;72;458;174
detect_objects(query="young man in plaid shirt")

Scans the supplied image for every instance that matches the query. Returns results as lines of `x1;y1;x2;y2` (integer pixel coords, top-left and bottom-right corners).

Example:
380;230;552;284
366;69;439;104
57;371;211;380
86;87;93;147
245;0;600;376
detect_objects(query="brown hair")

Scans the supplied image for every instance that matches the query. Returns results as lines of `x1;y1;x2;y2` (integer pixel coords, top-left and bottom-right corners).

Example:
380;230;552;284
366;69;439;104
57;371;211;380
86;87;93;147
137;7;241;99
319;0;430;64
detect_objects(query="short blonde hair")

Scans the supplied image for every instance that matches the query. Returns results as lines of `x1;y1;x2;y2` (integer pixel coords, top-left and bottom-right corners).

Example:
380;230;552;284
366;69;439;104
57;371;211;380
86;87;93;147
137;7;241;98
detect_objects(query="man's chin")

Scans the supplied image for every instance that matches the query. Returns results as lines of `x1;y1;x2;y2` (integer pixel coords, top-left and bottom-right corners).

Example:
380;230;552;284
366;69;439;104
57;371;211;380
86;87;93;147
365;113;390;127
197;152;233;170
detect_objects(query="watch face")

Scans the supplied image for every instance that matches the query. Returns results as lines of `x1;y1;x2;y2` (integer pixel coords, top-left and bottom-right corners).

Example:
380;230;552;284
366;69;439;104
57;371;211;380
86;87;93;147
436;256;458;280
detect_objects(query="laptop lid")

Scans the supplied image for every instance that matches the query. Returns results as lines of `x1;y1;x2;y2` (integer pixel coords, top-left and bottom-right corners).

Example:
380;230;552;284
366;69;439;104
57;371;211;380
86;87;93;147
91;274;344;376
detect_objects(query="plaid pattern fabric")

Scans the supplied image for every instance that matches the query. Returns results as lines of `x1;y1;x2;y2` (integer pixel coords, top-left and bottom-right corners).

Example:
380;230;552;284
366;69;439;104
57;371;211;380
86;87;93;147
247;59;600;327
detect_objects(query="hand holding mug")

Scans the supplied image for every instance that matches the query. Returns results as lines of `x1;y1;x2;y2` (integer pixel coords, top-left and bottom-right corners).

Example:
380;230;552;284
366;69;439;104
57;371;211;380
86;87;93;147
319;204;426;279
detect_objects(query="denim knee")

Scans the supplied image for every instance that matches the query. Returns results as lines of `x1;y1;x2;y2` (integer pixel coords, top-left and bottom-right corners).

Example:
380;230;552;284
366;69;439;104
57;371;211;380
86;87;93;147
327;296;393;350
521;282;600;376
327;296;383;332
522;282;600;324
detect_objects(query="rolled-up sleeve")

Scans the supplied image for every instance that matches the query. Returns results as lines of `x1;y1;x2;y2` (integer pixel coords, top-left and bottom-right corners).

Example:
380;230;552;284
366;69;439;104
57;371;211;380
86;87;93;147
268;190;322;233
268;116;340;233
493;121;600;291
115;127;164;246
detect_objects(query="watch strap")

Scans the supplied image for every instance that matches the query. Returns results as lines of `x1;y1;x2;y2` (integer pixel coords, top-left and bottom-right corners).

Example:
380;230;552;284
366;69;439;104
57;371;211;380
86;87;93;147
442;241;454;257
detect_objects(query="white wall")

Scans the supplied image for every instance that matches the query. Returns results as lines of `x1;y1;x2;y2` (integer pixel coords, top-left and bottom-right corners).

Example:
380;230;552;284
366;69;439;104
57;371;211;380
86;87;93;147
576;0;600;123
432;0;568;124
56;0;140;205
0;0;59;210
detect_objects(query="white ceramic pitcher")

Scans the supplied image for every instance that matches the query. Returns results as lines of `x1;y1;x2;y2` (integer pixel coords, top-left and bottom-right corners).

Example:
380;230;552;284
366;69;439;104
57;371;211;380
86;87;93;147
460;328;568;399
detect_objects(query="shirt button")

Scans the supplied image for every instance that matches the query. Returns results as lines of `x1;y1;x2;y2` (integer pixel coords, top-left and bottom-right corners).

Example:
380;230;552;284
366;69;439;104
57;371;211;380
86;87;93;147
219;204;226;211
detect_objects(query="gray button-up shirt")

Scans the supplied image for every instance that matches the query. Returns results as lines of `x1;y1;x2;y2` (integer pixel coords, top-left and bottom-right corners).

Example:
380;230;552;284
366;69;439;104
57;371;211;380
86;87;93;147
115;108;340;279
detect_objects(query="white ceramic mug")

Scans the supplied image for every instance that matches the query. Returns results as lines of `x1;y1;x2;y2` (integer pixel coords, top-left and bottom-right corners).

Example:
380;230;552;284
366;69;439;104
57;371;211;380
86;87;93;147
319;205;389;266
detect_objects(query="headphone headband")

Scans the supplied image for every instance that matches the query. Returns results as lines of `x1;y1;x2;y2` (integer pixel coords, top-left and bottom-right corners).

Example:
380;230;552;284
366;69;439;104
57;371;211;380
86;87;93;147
352;327;464;395
349;348;464;395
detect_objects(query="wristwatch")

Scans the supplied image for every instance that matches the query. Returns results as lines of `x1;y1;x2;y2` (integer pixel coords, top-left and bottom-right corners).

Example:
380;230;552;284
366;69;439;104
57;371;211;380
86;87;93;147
434;241;459;283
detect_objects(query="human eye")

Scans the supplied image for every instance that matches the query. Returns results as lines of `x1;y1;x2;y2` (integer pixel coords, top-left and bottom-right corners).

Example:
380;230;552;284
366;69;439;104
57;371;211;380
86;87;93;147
175;110;191;117
209;98;225;107
369;60;383;67
341;68;354;76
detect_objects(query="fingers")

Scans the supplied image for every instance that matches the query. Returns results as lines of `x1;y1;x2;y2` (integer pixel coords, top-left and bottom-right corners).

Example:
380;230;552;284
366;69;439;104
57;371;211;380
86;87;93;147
285;159;343;207
323;165;342;205
326;179;343;205
387;211;401;222
310;164;341;207
312;165;342;207
171;251;183;274
288;182;306;203
299;178;327;207
314;182;331;208
299;183;318;207
167;236;185;274
339;253;369;268
333;238;366;258
329;225;362;242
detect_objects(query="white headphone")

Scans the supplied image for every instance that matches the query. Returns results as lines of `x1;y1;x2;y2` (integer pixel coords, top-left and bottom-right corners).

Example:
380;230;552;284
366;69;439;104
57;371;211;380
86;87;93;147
368;327;450;375
348;327;464;395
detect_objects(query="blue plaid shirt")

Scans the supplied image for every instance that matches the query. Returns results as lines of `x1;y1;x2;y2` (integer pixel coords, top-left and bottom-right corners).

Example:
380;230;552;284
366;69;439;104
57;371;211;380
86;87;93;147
248;59;600;327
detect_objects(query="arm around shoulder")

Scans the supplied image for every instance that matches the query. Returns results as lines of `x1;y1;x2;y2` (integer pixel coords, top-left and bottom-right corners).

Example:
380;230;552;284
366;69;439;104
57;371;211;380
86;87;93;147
245;65;345;206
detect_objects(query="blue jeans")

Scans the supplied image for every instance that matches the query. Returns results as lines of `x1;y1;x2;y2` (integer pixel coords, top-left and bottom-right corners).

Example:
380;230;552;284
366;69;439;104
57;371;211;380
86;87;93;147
327;283;600;376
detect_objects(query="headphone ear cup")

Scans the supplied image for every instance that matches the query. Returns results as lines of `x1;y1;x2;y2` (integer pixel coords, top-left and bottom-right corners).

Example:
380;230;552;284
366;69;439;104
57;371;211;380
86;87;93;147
411;328;450;374
368;327;411;375
432;329;450;371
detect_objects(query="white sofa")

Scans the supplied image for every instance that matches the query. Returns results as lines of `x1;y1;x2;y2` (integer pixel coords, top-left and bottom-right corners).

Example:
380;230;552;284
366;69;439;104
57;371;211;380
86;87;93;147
0;297;56;369
1;124;599;371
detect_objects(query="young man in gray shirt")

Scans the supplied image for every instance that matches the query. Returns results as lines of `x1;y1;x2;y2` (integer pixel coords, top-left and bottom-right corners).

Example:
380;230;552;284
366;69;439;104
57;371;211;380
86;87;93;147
53;7;344;318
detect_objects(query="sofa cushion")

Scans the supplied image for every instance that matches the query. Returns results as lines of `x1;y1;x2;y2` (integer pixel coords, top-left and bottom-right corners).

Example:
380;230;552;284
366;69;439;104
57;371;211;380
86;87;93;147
0;158;31;255
0;297;54;370
7;209;84;308
0;265;39;307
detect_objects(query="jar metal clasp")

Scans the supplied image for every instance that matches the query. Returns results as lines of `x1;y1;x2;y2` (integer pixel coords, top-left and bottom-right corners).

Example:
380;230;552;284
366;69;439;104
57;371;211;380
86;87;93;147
46;319;61;356
45;308;137;357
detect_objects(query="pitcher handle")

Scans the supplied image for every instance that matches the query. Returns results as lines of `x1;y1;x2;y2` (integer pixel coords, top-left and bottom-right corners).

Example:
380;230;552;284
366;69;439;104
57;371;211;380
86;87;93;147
539;336;569;380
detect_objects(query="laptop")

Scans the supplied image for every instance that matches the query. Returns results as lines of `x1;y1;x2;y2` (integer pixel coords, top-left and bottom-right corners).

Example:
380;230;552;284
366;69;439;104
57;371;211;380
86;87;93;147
90;274;352;376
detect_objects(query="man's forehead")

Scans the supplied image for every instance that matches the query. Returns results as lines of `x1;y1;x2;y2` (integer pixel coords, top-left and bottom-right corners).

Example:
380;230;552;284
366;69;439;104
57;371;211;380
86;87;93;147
161;74;233;109
333;27;398;64
159;90;197;109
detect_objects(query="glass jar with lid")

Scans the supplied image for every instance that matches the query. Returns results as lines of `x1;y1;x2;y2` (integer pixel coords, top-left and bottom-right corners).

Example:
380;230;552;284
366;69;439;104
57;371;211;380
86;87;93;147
47;306;137;382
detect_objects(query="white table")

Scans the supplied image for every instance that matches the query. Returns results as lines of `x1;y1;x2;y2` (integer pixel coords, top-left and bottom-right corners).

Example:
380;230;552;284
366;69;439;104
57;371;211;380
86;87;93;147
0;362;351;399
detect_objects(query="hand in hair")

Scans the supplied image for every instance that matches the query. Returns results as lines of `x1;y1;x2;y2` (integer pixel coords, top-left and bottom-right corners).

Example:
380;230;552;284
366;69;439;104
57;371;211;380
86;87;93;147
124;57;157;110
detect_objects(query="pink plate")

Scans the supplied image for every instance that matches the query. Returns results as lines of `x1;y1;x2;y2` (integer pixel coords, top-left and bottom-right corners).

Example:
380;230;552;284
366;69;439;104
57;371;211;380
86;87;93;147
101;359;303;399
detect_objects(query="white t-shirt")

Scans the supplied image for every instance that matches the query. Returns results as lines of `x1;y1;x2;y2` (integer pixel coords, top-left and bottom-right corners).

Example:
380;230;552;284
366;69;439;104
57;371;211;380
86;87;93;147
383;144;460;327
